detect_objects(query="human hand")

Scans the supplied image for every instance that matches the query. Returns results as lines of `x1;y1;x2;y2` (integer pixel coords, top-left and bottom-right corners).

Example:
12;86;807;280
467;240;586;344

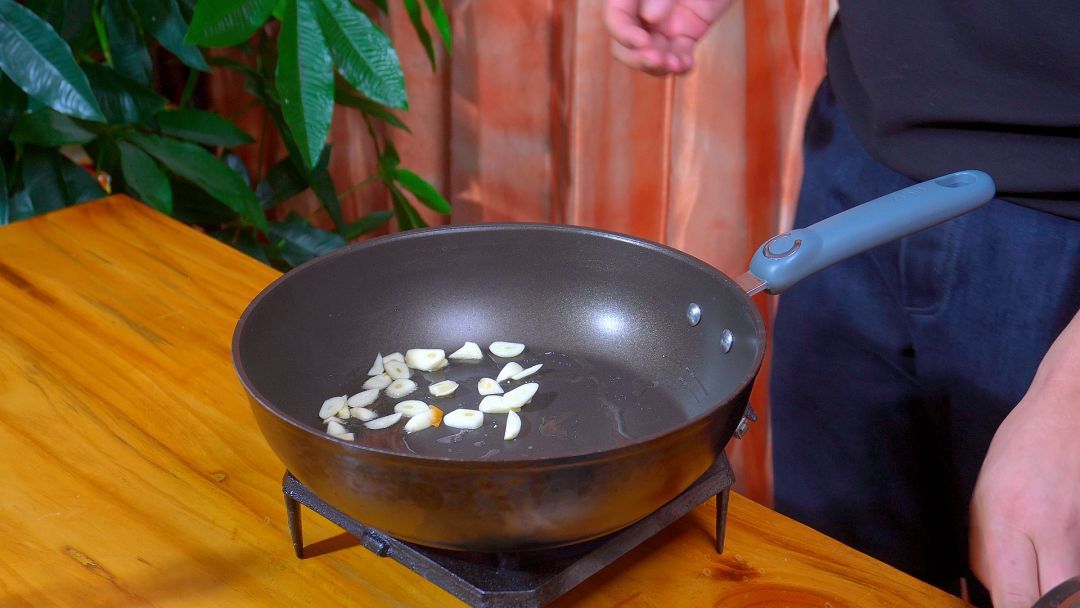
970;311;1080;607
604;0;734;75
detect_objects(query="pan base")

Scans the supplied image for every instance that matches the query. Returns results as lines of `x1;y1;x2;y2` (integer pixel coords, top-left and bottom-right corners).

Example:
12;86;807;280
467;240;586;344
282;453;734;606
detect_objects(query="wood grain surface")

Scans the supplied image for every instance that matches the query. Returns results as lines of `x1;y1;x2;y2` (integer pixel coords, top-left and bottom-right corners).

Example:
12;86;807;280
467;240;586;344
0;197;969;607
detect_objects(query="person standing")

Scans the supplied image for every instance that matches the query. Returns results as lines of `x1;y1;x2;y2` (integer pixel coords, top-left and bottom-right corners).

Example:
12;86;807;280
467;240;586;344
605;1;1080;606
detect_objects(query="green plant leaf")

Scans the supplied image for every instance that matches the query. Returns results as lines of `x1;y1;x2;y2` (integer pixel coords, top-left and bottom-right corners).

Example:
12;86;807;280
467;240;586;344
268;212;347;267
378;139;401;172
186;0;276;47
22;146;104;213
9;189;33;222
103;0;152;86
10;109;96;146
88;136;122;176
119;141;172;214
270;0;287;20
0;0;105;121
307;144;346;232
128;132;267;231
393;167;449;214
82;63;165;124
256;156;306;209
156;108;255;147
0;161;8;225
423;0;451;54
0;73;28;140
211;228;270;264
59;0;95;49
313;0;406;109
388;182;426;230
402;0;435;71
22;0;65;32
130;0;209;71
170;179;234;224
334;84;410;132
276;0;333;169
344;209;392;239
223;152;251;187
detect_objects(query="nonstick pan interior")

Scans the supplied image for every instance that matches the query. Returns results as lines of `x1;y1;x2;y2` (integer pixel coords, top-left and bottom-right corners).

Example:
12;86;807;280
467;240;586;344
234;224;765;461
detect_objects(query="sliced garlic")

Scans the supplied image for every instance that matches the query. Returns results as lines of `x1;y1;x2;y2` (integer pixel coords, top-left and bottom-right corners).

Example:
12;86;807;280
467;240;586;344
362;373;392;390
405;348;447;371
478;395;511;413
367;353;384;376
496;361;524;383
336;407;350;420
319;395;348;419
350;407;377;421
443;409;484;430
347;389;379;408
448;341;483;360
364;412;402;429
384;352;405;363
394;400;430;417
431;358;449;371
325;419;347;436
501;383;539;409
504;410;521;440
404;409;435;434
429;380;459;397
489;341;525;358
384;360;412;380
332;432;355;441
477;377;503;395
385;378;418;398
511;363;543;381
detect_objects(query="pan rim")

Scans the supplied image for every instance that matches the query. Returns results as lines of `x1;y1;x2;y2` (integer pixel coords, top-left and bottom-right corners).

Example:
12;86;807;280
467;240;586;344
231;222;767;466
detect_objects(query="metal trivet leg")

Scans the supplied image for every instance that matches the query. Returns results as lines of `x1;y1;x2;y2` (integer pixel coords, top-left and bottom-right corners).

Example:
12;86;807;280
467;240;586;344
282;453;735;608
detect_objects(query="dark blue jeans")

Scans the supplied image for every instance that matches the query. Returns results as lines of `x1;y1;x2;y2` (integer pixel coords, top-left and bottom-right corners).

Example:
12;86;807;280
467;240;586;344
771;80;1080;601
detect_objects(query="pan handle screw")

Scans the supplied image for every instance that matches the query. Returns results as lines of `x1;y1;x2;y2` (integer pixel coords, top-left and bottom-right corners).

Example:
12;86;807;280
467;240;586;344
734;417;750;439
686;303;702;326
720;329;734;353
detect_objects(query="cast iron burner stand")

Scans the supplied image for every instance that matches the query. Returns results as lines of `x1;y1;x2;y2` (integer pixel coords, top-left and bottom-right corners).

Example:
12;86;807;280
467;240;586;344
283;454;734;608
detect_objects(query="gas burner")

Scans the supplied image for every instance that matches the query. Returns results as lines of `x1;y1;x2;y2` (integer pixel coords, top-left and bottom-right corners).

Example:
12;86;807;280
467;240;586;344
283;454;734;608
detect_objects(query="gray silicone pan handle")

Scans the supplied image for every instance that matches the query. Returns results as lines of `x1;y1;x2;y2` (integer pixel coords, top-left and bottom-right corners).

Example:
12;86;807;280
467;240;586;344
747;170;995;294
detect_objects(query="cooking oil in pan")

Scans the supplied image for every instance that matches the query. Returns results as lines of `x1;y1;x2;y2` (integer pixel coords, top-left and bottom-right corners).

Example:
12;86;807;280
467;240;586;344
333;350;700;460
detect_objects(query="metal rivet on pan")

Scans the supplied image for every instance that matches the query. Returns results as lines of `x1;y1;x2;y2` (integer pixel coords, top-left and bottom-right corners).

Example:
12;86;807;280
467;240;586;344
734;417;750;439
720;329;734;353
686;303;702;326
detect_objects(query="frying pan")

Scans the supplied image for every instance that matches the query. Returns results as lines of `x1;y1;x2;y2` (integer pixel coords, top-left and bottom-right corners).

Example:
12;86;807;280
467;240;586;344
233;171;994;552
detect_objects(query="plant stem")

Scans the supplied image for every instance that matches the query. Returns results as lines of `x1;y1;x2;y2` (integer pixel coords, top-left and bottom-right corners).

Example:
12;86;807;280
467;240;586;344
179;70;200;108
338;174;379;199
92;1;113;66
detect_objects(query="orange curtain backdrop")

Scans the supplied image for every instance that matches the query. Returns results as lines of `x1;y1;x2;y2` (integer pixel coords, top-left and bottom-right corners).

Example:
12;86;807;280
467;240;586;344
209;0;829;504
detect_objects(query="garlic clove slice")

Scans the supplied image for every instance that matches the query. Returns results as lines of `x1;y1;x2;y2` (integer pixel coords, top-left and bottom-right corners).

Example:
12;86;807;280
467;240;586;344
478;395;510;413
448;341;483;360
332;432;355;441
347;389;379;408
384;352;405;363
496;362;524;383
511;363;543;381
429;380;459;397
367;353;384;376
404;410;435;433
384;360;412;380
319;395;348;419
385;379;418;398
504;410;521;440
325;419;347;436
336;407;350;420
489;341;525;358
477;377;503;395
405;348;447;371
393;400;430;417
349;407;377;421
364;412;402;429
362;374;392;390
431;358;449;371
443;409;484;430
501;383;539;409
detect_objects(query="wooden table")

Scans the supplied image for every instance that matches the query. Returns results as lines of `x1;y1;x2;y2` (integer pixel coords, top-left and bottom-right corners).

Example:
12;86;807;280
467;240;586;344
0;196;969;607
